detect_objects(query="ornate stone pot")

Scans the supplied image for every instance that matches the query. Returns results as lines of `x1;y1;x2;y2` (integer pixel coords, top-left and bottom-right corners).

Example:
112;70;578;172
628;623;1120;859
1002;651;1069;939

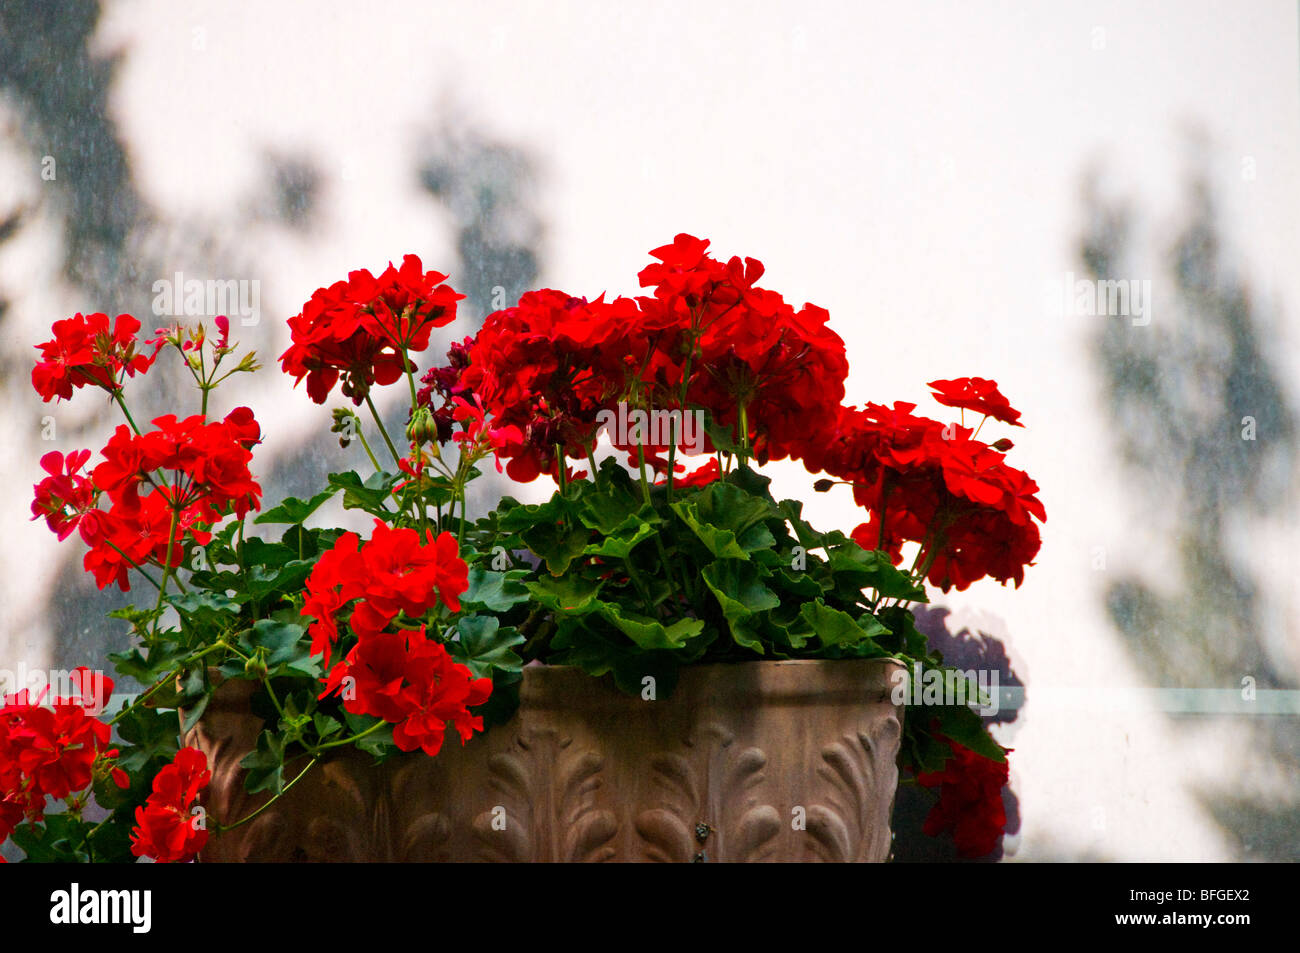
186;658;904;862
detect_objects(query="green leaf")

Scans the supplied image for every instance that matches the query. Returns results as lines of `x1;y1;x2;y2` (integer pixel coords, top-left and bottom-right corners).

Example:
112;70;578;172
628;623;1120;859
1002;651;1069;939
180;692;211;734
240;730;287;795
9;813;94;863
701;559;780;652
451;616;526;678
240;536;296;569
461;567;532;612
801;599;888;648
778;498;829;553
598;602;706;650
548;627;682;699
108;642;190;687
343;711;395;760
930;704;1007;763
107;604;162;631
671;498;750;559
313;712;343;742
525;575;603;615
169;590;240;628
702;410;744;455
240;560;315;606
672;481;777;559
328;469;399;517
253;487;339;525
522;521;590;576
575;481;645;535
828;544;926;602
583;520;656;559
112;704;182;773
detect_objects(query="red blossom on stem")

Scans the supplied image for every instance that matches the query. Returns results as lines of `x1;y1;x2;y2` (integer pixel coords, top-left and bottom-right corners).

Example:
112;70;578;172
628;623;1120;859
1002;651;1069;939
32;312;159;403
928;377;1024;427
318;628;492;757
280;255;464;405
300;519;469;657
0;670;124;844
129;747;211;863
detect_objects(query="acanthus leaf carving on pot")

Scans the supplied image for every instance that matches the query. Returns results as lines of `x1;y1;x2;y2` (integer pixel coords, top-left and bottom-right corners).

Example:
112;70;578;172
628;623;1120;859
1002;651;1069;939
187;659;904;862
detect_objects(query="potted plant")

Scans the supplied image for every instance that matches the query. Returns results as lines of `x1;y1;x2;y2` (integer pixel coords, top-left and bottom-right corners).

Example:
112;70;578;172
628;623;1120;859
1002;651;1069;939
4;235;1043;863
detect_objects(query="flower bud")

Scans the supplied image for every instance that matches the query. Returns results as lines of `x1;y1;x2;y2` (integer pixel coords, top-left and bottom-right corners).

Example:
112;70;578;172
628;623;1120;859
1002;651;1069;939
244;651;268;680
331;407;356;448
813;478;835;493
406;406;439;448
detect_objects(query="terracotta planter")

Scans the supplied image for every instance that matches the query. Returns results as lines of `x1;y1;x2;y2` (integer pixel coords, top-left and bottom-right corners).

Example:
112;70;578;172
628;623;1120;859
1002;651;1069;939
185;658;904;862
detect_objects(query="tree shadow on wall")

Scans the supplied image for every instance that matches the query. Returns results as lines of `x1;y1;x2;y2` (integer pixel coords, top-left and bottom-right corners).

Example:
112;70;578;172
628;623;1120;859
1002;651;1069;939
1078;152;1300;861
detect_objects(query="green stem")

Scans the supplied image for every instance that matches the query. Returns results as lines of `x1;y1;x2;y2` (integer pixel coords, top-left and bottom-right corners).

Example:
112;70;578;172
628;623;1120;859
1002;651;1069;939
198;342;210;418
364;393;402;467
668;342;696;501
635;441;652;506
151;507;182;640
355;422;382;472
218;755;319;833
401;348;420;418
737;401;752;465
106;639;235;727
312;720;386;753
112;390;143;435
554;444;568;494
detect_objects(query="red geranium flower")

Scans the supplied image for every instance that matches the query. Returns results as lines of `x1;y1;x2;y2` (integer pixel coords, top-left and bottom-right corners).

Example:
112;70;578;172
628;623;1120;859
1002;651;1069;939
0;670;121;838
318;628;491;756
280;256;464;405
928;377;1024;427
915;737;1011;858
636;235;849;466
32;312;159;403
464;290;641;482
300;520;469;650
129;747;211;863
815;400;1044;591
31;450;97;541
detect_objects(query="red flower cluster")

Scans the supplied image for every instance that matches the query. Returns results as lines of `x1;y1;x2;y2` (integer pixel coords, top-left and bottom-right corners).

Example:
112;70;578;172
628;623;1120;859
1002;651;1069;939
34;408;264;592
637;235;849;466
0;670;125;843
319;629;492;757
280;255;464;405
808;385;1044;591
93;410;262;518
32;312;159;403
300;519;469;657
461;235;849;480
915;737;1010;858
462;290;642;482
302;521;487;756
129;747;210;863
